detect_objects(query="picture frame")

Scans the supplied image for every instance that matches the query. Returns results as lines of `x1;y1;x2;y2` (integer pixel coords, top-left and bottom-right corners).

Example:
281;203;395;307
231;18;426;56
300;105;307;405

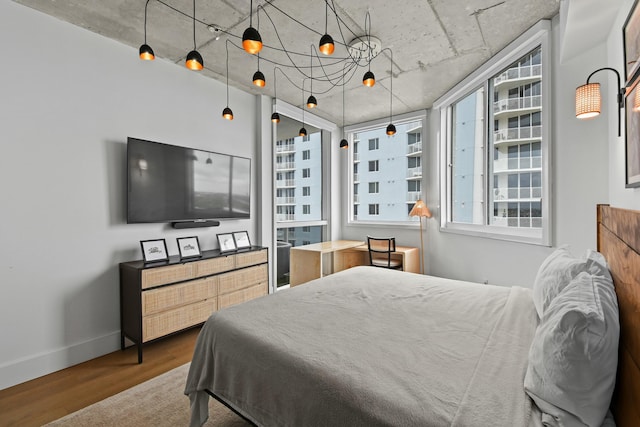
624;0;640;83
625;81;640;188
233;231;251;249
140;239;169;263
177;236;202;259
217;233;237;252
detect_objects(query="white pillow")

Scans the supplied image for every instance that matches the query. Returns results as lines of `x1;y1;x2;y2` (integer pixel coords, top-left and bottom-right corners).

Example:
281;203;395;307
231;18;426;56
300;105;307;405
532;246;589;318
525;271;619;427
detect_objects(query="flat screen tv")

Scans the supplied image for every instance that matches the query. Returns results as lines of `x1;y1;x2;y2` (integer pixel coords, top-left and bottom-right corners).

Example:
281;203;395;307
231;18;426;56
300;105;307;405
127;137;250;224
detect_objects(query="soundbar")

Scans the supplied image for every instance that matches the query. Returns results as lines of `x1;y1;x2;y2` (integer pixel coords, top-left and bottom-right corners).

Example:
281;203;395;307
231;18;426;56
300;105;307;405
171;220;220;229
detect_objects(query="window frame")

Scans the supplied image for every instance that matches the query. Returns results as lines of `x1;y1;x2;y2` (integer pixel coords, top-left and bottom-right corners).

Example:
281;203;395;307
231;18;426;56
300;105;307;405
344;110;428;227
434;20;551;246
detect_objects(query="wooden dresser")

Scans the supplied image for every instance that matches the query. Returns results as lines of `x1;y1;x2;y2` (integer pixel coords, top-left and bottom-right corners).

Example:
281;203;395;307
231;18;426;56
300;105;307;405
119;247;269;363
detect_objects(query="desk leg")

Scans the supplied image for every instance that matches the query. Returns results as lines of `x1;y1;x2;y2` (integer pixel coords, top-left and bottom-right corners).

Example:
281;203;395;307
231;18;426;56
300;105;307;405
290;250;322;286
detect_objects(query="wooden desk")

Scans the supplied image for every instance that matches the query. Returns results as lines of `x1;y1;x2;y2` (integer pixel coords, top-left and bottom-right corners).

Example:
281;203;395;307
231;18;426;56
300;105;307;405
289;240;364;286
289;241;420;287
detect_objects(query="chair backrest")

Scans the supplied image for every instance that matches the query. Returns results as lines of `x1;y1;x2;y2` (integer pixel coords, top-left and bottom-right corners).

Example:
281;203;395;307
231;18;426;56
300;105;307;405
367;236;397;268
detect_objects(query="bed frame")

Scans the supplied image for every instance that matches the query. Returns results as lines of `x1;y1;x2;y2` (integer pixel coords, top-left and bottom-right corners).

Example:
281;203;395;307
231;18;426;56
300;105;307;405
597;204;640;427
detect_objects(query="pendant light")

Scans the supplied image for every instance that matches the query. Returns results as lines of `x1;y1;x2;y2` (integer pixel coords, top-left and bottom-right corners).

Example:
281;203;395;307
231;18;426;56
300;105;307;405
362;16;375;86
139;0;155;60
386;50;396;136
185;0;203;71
307;48;317;108
319;2;335;55
222;41;234;120
271;68;281;123
242;0;262;54
340;65;348;149
252;54;266;87
299;83;307;137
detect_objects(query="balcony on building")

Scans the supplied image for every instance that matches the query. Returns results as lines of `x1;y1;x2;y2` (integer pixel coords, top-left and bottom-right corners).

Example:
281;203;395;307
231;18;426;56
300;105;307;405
494;125;542;146
275;161;296;171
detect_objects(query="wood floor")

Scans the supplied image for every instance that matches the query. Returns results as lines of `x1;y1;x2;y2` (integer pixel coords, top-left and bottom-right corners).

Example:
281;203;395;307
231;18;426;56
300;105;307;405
0;327;201;427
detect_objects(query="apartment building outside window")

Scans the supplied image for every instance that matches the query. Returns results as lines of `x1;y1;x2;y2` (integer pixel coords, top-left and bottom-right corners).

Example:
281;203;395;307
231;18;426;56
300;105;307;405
435;21;550;245
346;113;426;223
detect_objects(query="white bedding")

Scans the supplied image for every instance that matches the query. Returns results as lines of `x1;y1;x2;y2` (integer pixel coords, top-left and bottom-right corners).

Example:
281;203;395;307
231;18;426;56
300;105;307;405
185;266;542;427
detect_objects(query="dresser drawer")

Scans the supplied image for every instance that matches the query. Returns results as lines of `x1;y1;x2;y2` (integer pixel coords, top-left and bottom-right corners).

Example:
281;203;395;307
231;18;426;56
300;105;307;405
142;299;216;342
218;264;268;295
142;276;218;316
235;249;268;268
195;255;235;277
141;264;195;289
218;283;267;310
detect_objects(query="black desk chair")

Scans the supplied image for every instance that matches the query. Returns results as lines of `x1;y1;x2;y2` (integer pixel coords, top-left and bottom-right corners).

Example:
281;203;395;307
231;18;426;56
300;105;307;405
367;236;403;270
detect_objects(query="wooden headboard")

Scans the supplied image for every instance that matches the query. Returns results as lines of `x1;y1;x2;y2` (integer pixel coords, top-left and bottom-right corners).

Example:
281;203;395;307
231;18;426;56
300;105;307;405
597;204;640;426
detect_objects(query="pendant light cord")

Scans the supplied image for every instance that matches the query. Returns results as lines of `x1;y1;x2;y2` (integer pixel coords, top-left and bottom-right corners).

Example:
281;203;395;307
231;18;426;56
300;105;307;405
192;0;196;50
144;0;150;44
226;40;230;105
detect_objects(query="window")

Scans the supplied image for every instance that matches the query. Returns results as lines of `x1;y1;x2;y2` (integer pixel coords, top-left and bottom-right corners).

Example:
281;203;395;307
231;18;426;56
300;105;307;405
302;168;310;178
346;114;426;223
302;149;310;160
303;205;311;214
435;21;550;245
302;186;310;196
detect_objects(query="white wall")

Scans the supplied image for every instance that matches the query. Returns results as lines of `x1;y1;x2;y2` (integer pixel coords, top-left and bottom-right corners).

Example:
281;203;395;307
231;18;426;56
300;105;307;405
0;2;258;389
341;2;638;288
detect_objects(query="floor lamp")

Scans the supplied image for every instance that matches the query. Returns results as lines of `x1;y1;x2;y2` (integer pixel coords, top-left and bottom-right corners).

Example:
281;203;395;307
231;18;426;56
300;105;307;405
409;199;432;274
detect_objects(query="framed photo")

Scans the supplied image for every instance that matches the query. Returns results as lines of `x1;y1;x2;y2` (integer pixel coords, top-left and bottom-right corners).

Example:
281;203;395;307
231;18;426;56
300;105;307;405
177;236;201;259
217;233;237;252
233;231;251;249
624;0;640;83
625;81;640;187
140;239;168;263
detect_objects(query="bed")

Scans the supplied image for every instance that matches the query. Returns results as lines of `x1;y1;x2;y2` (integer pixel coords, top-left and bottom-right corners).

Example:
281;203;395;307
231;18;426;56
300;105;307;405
185;205;640;427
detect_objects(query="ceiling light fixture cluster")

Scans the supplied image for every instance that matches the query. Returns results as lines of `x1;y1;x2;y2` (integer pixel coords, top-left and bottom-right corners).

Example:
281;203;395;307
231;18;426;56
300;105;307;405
137;0;398;143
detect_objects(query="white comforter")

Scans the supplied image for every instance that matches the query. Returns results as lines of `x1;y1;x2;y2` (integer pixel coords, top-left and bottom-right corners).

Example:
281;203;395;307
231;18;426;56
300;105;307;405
185;266;542;427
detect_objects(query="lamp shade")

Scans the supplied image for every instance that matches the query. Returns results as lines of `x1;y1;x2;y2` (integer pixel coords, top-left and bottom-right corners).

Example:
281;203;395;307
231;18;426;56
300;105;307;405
242;27;263;54
271;112;281;123
185;50;204;70
139;44;155;60
252;70;266;87
409;199;432;218
363;70;375;87
576;82;601;119
299;127;307;137
222;106;234;120
386;123;396;136
306;95;318;108
319;34;335;55
340;138;348;149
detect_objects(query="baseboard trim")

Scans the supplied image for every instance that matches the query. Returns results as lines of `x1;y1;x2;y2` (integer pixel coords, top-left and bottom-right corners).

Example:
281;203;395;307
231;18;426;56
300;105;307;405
0;331;120;390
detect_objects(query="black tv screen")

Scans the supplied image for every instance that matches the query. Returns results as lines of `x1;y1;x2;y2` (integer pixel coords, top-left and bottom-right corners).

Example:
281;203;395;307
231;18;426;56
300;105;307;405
127;137;250;223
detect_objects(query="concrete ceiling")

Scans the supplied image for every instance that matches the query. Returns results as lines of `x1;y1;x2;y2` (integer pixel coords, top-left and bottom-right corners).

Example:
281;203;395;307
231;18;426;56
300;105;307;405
13;0;561;126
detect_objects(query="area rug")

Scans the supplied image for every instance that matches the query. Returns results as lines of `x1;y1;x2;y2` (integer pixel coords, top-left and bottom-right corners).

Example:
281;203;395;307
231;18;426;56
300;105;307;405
45;363;251;426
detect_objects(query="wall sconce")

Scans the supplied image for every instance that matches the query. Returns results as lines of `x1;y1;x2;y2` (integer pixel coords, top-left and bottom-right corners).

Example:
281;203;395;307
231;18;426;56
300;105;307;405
575;67;625;136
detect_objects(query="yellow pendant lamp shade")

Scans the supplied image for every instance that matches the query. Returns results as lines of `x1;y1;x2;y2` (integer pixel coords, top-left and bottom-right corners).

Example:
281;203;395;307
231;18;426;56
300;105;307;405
139;44;155;60
319;34;335;55
222;106;234;120
363;70;375;87
253;70;266;87
242;27;263;54
186;50;203;71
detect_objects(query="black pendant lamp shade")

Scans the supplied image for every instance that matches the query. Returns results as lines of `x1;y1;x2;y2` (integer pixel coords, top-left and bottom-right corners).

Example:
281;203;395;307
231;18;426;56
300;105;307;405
185;0;203;71
243;27;263;54
340;138;348;149
139;44;155;61
253;70;266;87
186;50;204;70
306;95;317;109
139;0;154;61
299;127;307;137
223;106;234;120
363;70;375;87
386;123;396;136
271;112;281;123
319;34;335;55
